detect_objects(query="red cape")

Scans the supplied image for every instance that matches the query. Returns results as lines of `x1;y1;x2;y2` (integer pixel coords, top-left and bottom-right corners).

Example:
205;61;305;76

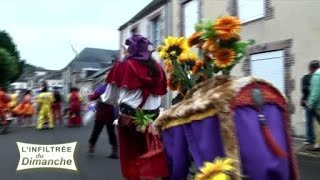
106;59;167;104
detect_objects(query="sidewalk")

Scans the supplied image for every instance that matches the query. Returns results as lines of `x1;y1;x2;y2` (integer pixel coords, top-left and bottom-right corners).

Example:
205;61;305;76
294;138;320;158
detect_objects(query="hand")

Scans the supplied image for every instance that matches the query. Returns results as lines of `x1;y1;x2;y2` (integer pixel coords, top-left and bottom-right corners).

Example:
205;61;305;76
113;119;119;126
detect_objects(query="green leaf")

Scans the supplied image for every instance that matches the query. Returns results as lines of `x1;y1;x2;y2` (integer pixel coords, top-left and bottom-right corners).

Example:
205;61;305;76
133;109;156;127
195;23;203;32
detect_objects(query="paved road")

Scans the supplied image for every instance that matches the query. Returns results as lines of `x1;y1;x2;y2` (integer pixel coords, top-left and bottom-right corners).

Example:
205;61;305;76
0;123;123;180
1;122;320;180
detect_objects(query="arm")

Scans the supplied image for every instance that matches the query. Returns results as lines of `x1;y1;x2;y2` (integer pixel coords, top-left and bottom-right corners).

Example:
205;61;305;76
100;84;119;105
88;92;100;101
66;94;70;103
308;74;320;109
89;85;107;101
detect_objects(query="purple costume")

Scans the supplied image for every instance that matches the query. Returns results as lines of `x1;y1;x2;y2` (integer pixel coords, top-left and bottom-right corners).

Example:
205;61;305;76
154;76;300;180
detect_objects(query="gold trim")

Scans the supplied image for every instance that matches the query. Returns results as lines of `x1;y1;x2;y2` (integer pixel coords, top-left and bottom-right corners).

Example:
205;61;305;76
161;108;219;130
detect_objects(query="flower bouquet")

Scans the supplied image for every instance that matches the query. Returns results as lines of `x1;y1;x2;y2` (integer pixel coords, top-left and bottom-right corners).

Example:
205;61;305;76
158;16;254;96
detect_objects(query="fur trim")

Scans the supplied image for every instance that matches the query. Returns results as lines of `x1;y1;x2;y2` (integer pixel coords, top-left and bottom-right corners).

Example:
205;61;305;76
154;75;286;130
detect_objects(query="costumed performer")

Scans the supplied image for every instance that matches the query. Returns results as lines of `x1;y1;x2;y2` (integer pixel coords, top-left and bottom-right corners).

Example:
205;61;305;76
101;34;167;179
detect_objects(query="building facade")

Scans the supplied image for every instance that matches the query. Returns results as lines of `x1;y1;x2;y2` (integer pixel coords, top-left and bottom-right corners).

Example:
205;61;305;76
119;0;319;136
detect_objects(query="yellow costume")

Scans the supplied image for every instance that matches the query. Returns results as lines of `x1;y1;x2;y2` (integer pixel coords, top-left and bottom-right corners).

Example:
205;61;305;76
36;92;54;129
8;93;18;110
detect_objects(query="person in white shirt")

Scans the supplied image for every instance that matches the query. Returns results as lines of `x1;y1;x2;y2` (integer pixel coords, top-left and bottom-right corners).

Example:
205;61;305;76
101;34;167;180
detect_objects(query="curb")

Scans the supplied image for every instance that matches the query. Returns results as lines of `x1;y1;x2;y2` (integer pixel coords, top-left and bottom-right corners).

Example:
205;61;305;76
296;152;320;159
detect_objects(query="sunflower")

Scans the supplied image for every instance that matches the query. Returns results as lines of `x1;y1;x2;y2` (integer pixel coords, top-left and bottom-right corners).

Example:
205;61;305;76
195;157;235;180
191;60;205;74
158;36;190;59
214;16;241;41
214;48;236;68
202;39;217;53
188;31;203;47
178;52;198;64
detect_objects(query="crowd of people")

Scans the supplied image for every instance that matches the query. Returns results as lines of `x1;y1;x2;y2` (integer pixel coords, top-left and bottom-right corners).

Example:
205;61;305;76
0;81;84;134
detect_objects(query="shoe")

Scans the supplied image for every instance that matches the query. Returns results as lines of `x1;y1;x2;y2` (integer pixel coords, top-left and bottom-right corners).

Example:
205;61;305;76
307;147;320;151
88;145;95;154
303;141;314;145
106;153;118;159
307;143;320;151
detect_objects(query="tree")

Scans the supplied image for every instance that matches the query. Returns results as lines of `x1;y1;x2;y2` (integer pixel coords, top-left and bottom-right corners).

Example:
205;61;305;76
0;48;17;88
0;30;25;86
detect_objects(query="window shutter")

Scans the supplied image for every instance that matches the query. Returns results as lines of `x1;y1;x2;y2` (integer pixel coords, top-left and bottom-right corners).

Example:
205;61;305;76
251;50;284;93
183;0;199;37
237;0;265;22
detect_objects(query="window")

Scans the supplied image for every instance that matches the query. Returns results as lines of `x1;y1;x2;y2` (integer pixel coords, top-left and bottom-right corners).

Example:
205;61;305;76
150;16;161;47
183;0;199;37
237;0;265;23
131;26;139;35
251;50;284;92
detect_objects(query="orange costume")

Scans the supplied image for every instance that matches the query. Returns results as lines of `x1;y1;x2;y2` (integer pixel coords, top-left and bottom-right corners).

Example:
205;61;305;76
14;94;35;117
0;90;11;117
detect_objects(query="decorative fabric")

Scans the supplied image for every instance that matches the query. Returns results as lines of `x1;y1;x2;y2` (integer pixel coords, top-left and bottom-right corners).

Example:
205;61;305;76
106;59;167;96
156;75;299;180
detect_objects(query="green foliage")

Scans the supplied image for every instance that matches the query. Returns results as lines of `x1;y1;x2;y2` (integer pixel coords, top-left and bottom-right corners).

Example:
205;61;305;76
0;30;20;60
133;109;155;127
0;30;25;85
0;48;17;88
201;20;215;39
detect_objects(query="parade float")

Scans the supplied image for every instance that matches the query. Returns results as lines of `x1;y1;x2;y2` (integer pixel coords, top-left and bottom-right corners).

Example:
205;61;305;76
154;16;300;180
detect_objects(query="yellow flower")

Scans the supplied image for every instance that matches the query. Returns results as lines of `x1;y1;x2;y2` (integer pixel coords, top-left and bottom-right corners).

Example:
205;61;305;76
195;157;235;180
158;36;190;59
214;48;236;68
214;16;241;41
178;52;198;64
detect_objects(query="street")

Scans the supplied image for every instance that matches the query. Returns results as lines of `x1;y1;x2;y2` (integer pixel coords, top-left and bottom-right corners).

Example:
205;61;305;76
0;123;122;180
1;123;320;180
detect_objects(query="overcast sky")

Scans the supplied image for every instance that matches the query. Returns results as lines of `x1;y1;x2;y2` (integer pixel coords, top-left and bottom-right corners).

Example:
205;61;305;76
0;0;151;70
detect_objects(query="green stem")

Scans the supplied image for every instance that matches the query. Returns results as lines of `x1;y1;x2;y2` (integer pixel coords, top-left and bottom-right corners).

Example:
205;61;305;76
172;57;193;90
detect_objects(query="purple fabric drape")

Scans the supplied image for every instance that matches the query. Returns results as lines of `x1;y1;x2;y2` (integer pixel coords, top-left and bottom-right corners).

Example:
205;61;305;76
234;104;290;180
162;104;292;180
162;126;190;180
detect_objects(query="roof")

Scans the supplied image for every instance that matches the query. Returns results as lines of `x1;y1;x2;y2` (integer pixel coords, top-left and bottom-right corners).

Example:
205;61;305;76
118;0;168;30
64;48;119;71
78;65;113;82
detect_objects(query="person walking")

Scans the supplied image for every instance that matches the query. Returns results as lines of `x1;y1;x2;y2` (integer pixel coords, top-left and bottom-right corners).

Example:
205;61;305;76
36;81;54;130
52;87;63;125
13;90;35;127
101;34;167;179
88;84;118;158
67;87;82;127
307;60;320;151
0;87;11;134
301;63;316;144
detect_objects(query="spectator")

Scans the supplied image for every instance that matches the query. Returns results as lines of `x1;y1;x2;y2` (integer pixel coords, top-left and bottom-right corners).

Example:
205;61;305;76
301;63;316;144
307;60;320;151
